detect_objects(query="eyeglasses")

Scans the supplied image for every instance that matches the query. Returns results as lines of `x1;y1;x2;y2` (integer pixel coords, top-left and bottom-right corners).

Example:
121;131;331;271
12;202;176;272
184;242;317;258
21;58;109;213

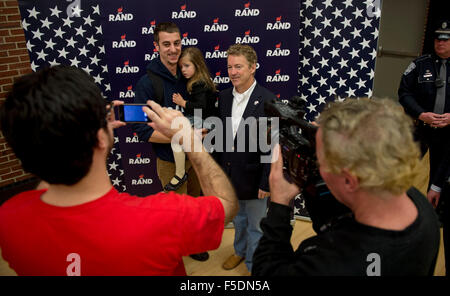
105;101;114;122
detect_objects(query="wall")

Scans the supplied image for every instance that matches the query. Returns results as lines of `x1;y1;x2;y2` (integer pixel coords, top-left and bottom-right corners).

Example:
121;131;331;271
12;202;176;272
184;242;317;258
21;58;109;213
0;0;33;188
371;0;428;100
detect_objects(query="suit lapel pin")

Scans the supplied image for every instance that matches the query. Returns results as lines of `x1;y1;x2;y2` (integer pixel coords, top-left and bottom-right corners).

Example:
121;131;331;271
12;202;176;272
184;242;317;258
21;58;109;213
254;100;259;105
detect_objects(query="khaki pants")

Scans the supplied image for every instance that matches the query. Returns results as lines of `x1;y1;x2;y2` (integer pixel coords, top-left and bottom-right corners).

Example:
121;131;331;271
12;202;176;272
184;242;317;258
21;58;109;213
156;158;201;197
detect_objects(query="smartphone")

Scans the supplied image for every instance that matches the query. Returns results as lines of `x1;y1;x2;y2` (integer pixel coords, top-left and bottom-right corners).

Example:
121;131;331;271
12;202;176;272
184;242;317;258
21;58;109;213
117;104;151;123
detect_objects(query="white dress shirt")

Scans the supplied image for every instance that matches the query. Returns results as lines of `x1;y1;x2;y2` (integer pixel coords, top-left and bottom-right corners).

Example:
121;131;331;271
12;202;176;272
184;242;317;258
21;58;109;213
231;80;257;139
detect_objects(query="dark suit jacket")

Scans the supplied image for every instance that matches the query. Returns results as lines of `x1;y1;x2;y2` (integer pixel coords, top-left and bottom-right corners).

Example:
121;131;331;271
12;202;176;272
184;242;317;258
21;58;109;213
216;83;276;200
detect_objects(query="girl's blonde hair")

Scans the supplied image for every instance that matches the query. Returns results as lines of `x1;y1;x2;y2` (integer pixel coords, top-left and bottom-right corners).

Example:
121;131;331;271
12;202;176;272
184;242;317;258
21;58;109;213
179;47;217;93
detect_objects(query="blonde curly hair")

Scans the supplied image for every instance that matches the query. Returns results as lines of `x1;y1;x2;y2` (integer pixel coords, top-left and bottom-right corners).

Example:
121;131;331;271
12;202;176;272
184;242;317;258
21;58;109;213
317;98;421;195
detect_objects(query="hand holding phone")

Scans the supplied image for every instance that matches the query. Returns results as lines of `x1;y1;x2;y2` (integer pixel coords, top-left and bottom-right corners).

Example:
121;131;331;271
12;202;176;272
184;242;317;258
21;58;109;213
117;104;151;123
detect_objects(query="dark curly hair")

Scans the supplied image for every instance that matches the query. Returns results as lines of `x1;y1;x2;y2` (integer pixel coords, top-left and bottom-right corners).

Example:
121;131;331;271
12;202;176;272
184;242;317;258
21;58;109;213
0;66;109;185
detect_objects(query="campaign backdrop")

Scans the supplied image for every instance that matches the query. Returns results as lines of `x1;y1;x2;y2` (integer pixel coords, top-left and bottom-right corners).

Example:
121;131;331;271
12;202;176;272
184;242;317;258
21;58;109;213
100;0;300;197
17;0;381;219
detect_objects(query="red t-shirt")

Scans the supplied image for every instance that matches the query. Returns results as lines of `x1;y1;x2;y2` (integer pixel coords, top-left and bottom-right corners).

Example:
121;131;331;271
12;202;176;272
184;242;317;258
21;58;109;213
0;187;224;275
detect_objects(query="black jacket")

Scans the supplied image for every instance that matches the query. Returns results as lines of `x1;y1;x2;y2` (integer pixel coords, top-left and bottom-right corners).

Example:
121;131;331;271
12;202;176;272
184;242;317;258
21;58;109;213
252;187;440;276
398;54;450;188
215;83;276;200
398;54;450;118
133;58;188;162
184;81;218;118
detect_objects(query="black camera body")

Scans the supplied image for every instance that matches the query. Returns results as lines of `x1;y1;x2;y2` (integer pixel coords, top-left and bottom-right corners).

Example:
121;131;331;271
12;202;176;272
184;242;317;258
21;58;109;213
265;96;351;234
264;96;321;188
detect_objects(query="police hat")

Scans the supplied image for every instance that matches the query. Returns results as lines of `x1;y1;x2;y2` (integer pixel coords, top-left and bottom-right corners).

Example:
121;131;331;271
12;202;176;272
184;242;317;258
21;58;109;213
435;20;450;40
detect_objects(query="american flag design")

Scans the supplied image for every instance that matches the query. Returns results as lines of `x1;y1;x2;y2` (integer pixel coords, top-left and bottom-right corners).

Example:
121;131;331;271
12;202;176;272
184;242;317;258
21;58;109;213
295;0;381;219
17;0;126;192
298;0;381;122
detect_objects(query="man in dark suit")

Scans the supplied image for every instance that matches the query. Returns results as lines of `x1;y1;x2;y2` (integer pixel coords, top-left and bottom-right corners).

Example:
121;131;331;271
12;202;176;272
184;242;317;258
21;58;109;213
216;44;276;275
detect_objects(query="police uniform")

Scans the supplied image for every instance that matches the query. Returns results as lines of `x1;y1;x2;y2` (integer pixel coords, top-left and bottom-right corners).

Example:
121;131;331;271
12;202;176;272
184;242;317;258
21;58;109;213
399;20;450;275
398;22;450;190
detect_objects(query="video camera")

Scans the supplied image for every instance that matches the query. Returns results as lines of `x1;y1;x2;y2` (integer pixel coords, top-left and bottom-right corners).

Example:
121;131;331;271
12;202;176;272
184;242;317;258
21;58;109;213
264;96;321;188
265;96;352;234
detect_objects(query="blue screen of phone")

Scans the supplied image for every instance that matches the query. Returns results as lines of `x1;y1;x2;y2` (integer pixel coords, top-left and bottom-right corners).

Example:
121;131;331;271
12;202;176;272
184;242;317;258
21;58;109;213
124;105;149;122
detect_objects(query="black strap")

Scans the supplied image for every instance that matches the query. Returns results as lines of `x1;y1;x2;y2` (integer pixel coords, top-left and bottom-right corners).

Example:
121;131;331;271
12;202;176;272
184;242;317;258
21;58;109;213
146;70;164;105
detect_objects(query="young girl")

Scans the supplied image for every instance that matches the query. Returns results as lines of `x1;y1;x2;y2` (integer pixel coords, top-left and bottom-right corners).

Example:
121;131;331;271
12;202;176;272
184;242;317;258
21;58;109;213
164;47;217;191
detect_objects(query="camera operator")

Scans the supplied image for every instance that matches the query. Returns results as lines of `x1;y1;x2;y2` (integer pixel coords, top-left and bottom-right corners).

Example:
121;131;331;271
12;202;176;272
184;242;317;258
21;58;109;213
252;98;440;276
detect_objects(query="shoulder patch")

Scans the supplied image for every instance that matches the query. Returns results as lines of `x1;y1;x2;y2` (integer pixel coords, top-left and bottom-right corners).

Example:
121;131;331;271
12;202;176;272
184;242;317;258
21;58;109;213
403;62;416;76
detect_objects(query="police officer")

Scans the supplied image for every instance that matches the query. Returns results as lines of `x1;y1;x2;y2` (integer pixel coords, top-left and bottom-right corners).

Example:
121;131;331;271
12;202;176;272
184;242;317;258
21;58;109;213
399;20;450;275
399;20;450;190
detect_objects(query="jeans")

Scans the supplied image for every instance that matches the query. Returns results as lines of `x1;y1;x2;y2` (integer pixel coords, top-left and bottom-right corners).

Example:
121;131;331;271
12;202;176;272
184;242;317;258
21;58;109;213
233;197;268;271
